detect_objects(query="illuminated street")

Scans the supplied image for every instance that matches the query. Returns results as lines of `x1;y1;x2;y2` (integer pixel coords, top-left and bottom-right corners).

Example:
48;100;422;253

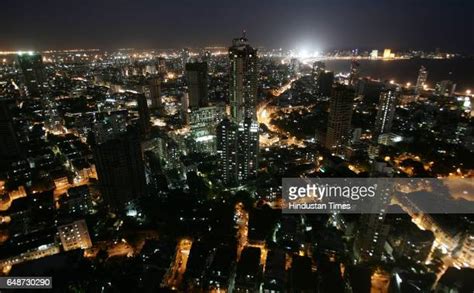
257;78;305;147
235;202;249;260
164;238;193;289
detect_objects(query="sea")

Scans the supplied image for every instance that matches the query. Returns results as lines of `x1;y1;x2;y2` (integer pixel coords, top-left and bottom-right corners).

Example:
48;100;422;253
321;58;474;93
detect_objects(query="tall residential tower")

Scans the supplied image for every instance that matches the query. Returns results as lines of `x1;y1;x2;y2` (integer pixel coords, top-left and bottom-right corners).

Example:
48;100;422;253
229;33;258;122
185;62;209;108
325;85;354;155
216;34;259;186
373;86;400;139
92;127;147;210
415;66;428;94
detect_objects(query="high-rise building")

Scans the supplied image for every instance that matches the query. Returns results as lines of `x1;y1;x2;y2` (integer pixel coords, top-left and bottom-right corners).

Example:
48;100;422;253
356;213;390;261
325;85;354;154
16;52;45;96
216;118;238;185
317;71;334;97
349;60;360;86
185;62;209;108
415;66;428;94
188;106;224;154
373;87;399;139
355;174;393;261
219;33;260;185
216;117;259;185
92;127;147;210
137;94;151;137
148;77;161;109
57;219;92;251
237;118;259;182
0;100;22;165
435;80;456;97
312;61;326;81
229;33;258;122
92;110;129;144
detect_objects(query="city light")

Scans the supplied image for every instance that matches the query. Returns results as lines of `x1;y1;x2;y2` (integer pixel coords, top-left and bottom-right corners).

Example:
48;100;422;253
1;1;473;291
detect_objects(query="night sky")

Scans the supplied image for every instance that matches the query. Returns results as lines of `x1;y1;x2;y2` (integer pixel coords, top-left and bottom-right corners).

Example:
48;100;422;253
1;0;473;52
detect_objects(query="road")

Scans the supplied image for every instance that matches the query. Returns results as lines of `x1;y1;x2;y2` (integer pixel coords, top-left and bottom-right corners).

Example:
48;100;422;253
234;202;248;261
257;78;305;147
163;238;193;290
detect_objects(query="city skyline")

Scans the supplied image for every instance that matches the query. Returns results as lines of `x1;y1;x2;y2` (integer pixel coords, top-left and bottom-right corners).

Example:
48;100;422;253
1;0;474;52
0;3;473;291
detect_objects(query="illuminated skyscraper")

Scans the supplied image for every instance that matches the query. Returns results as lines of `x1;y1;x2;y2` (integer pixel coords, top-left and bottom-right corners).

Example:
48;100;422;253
229;33;258;122
415;66;428;94
356;212;390;261
373;87;399;139
325;85;354;154
185;62;209;108
216;118;238;185
237;118;259;182
216;117;259;185
219;33;259;185
16;52;45;96
355;172;393;261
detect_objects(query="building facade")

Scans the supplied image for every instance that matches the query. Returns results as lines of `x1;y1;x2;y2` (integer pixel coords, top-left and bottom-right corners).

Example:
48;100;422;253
373;87;399;139
92;128;147;210
229;34;258;122
325;85;354;155
185;62;209;109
